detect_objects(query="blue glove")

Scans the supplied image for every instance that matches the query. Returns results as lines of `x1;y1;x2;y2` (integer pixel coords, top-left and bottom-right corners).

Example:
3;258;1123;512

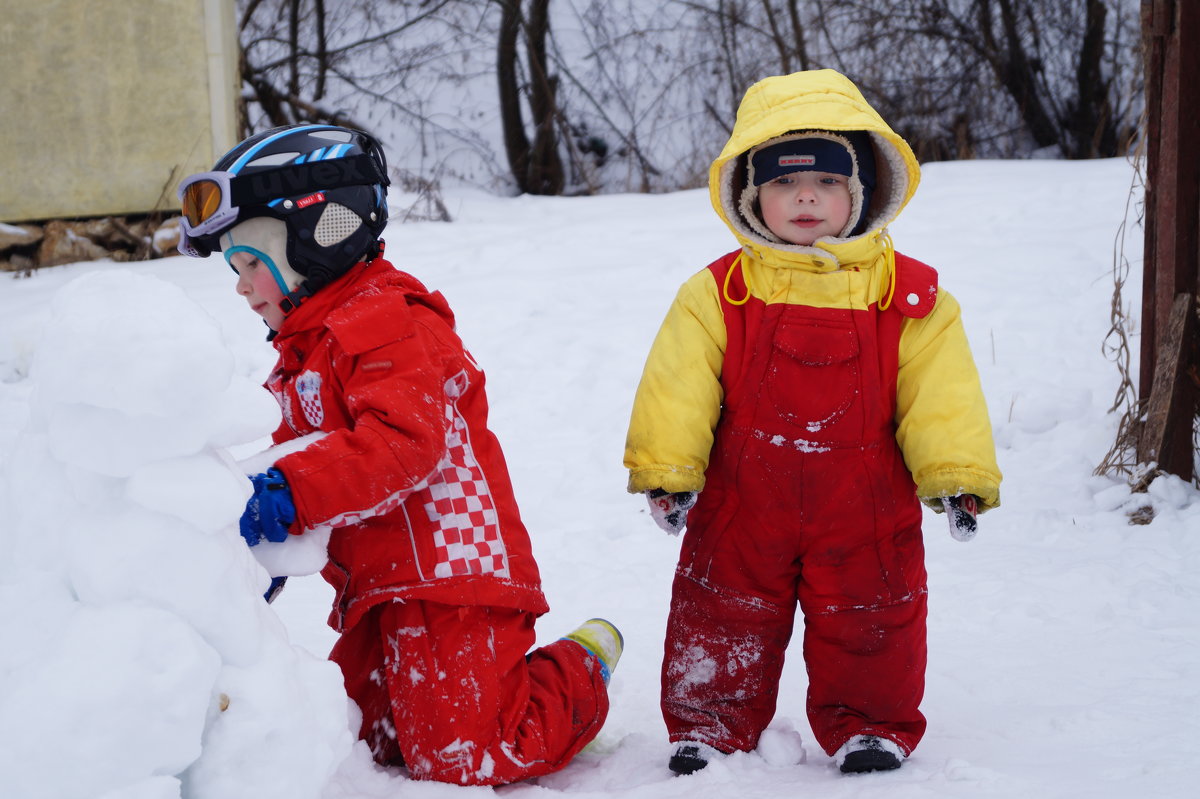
263;576;288;603
240;467;296;547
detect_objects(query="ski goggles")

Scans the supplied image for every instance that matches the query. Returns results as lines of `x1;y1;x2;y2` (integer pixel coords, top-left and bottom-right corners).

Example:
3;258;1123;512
178;172;239;248
177;151;389;255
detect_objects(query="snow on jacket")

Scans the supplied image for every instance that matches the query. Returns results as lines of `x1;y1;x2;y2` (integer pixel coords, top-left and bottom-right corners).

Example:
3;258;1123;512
624;69;1002;511
268;256;547;631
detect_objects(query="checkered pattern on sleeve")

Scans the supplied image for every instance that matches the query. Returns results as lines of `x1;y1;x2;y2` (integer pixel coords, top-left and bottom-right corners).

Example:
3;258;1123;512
425;388;510;579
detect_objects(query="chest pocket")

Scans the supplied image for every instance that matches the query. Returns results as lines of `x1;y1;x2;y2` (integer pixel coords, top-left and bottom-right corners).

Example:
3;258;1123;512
763;318;864;445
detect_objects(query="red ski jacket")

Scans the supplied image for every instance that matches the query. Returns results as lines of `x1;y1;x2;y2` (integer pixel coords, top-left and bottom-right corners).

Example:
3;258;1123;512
267;256;547;631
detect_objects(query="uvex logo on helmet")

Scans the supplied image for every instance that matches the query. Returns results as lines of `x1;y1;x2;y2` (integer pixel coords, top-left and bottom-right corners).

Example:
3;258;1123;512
247;159;374;202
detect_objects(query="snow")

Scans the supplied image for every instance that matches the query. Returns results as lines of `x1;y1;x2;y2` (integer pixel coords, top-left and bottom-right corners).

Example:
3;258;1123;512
2;157;1198;799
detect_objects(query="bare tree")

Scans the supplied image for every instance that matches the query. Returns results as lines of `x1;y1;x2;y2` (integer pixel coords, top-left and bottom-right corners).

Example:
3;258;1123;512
655;0;1140;163
230;0;1144;199
239;0;469;132
495;0;565;194
867;0;1141;159
539;1;689;192
676;0;817;129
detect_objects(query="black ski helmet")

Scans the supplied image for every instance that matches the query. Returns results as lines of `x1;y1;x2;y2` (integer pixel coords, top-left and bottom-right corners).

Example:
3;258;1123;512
179;124;390;302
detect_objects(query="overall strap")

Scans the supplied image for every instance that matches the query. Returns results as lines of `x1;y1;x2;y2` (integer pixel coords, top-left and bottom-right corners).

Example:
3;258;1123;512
706;250;752;400
877;251;939;415
708;249;747;313
889;252;938;319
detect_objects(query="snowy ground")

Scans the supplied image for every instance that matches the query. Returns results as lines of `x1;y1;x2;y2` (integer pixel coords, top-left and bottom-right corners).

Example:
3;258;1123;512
2;157;1198;799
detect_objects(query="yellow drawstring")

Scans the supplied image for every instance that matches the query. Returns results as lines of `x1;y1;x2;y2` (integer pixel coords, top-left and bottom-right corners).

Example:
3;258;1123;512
878;231;897;311
723;251;751;306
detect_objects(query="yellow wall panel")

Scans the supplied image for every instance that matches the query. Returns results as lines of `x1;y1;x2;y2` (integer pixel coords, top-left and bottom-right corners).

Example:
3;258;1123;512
0;0;239;222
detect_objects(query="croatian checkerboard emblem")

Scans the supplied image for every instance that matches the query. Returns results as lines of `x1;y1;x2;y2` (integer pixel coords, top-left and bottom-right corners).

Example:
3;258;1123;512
296;370;325;428
426;371;510;579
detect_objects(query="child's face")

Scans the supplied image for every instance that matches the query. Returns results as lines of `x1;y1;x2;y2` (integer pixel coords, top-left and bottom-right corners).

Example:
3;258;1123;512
230;250;287;330
757;170;853;245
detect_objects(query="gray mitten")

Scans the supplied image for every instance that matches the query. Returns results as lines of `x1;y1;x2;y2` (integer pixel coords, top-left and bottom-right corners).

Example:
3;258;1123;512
941;495;979;542
646;489;698;535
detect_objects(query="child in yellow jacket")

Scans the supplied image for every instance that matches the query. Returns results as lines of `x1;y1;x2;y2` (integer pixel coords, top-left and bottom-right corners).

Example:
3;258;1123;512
624;69;1002;775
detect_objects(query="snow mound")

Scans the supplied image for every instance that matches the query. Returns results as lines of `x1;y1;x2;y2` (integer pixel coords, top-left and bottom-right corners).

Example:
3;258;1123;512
0;270;352;799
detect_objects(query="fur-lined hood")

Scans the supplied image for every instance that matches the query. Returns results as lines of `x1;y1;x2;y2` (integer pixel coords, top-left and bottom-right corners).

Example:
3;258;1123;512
709;69;921;270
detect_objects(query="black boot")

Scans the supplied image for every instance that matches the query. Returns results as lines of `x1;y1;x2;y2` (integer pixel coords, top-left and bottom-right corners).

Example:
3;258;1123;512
668;742;712;775
838;735;904;773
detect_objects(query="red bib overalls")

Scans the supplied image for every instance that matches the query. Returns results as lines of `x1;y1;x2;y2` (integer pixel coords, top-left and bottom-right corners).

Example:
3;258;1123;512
661;250;935;757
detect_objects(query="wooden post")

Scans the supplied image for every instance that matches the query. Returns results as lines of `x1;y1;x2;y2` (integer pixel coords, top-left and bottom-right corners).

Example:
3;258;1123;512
1138;0;1200;483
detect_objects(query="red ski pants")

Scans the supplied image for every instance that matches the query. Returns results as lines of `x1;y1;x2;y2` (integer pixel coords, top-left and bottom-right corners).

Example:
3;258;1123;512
331;600;609;785
662;301;929;757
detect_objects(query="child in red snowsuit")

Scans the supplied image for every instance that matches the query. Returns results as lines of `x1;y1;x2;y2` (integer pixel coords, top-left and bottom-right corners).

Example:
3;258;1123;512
624;70;1001;775
177;124;622;786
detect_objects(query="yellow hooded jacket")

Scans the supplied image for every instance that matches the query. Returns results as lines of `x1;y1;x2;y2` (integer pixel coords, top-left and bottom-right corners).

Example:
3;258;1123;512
624;69;1001;511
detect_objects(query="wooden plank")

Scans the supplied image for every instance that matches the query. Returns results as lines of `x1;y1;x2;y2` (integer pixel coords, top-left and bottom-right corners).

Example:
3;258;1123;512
1137;292;1198;481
